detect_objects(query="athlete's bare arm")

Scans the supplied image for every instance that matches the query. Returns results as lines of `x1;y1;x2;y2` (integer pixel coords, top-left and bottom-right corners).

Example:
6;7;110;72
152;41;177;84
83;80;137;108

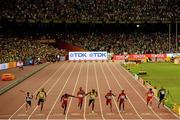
117;94;120;102
68;94;76;98
60;95;64;102
112;93;116;97
85;92;91;96
35;91;40;100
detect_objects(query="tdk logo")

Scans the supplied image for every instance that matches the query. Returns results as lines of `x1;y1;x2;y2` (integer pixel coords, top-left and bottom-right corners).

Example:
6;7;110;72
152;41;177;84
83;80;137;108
69;52;108;60
90;53;107;57
74;53;87;57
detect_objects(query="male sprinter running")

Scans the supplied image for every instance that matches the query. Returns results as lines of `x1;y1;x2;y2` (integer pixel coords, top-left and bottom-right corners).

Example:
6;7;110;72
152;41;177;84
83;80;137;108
117;90;127;112
36;88;47;112
60;93;75;115
86;89;98;113
158;86;166;108
105;90;116;112
77;87;85;110
146;88;154;107
25;92;33;113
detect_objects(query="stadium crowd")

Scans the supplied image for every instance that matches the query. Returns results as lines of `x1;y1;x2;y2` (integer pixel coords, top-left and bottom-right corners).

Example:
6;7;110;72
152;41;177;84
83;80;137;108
0;37;67;64
1;0;180;22
57;32;179;54
0;32;179;64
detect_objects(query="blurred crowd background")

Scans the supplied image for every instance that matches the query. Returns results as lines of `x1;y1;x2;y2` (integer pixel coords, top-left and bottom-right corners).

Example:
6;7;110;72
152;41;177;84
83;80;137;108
1;0;180;22
0;0;180;64
0;36;67;64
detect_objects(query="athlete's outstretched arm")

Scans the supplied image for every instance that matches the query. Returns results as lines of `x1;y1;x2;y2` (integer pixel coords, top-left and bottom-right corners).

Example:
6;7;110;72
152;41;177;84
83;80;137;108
68;94;76;98
117;94;120;102
31;94;33;99
95;91;98;97
44;92;47;101
60;95;64;102
105;94;108;99
85;92;90;96
35;91;40;100
125;94;128;100
112;93;116;97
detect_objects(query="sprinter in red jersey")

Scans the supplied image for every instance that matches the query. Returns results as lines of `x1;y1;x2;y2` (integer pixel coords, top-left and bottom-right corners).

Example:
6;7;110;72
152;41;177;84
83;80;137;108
105;90;116;112
146;88;154;107
117;90;127;112
60;93;75;115
77;87;85;110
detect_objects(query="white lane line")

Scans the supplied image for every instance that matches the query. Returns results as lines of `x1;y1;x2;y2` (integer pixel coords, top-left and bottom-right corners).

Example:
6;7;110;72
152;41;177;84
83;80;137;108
94;63;105;120
9;62;66;120
99;63;123;119
112;63;161;119
46;62;78;119
27;62;72;120
65;63;83;119
84;63;89;120
105;62;143;120
119;64;180;119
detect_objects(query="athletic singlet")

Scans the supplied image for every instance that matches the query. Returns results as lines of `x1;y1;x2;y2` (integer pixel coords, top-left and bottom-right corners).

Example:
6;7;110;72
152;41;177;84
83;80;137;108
106;93;113;99
119;93;126;100
77;91;85;98
78;94;84;98
26;96;32;101
159;89;165;95
63;97;68;102
147;91;154;97
90;92;97;99
38;91;45;99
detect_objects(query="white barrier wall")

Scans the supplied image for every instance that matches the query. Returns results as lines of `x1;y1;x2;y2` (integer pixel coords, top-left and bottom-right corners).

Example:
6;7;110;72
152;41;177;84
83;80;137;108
0;63;8;70
69;51;108;60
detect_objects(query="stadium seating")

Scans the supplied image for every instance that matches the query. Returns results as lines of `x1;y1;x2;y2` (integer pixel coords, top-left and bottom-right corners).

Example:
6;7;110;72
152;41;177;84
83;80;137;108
0;0;179;23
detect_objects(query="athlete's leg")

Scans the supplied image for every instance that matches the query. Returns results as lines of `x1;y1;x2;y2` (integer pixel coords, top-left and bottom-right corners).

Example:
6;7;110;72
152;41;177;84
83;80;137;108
26;103;28;112
158;98;162;108
162;98;165;106
40;102;44;111
89;99;92;106
122;102;125;111
78;98;83;109
62;102;65;108
78;101;80;107
147;98;149;106
110;101;112;112
26;101;31;111
150;99;152;106
37;99;40;106
80;100;83;110
64;104;67;115
119;102;122;111
106;100;108;106
91;100;95;111
29;101;31;108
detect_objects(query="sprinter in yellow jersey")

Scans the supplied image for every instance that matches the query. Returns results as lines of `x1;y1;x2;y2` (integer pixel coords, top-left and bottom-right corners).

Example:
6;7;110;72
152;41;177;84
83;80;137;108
85;89;98;113
36;88;47;112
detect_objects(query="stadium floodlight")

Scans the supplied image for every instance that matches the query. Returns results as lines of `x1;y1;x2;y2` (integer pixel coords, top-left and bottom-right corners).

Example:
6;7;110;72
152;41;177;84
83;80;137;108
136;24;140;28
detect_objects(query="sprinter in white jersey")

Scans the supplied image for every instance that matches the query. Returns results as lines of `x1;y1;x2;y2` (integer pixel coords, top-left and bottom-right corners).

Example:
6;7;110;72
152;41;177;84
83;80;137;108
25;92;33;112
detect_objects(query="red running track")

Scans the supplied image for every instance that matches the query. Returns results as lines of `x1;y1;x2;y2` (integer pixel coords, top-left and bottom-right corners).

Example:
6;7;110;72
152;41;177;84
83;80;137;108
0;61;179;120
